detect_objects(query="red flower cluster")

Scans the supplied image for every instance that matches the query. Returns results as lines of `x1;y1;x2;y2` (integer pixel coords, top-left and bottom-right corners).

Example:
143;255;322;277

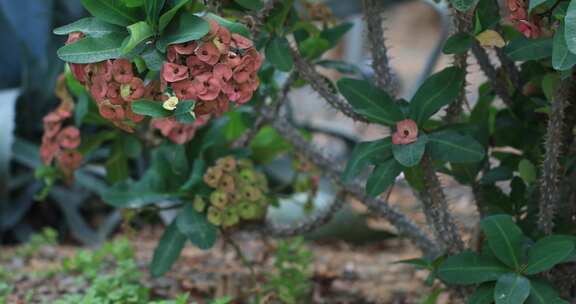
66;33;145;132
151;115;210;144
41;75;83;181
161;19;262;117
392;119;419;145
507;0;541;38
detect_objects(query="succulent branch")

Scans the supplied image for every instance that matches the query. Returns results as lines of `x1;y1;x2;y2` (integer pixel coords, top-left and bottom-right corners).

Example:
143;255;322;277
269;113;440;257
471;43;514;107
420;154;465;255
290;47;372;123
538;75;575;235
362;0;397;96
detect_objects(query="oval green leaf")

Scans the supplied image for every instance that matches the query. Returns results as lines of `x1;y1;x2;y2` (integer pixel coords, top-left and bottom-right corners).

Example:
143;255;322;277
392;134;427;167
266;36;293;72
565;0;576;54
342;137;393;182
505;37;553;61
132;100;172;117
480;214;525;270
53;17;124;37
409;67;465;126
123;21;154;54
443;32;474;54
157;13;210;50
526;280;563;304
494;274;531;304
81;0;143;26
176;202;218;250
450;0;477;12
57;32;128;64
366;158;403;197
428;130;485;163
525;235;575;275
337;78;405;126
552;23;576;71
438;251;510;285
469;284;496;304
150;220;187;277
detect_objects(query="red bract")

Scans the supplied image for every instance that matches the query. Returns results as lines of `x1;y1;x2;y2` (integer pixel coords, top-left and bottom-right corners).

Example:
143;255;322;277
506;0;541;38
173;80;197;100
151;115;210;144
196;42;220;65
112;59;134;84
162;63;189;82
174;41;197;55
57;126;81;149
392;119;419;145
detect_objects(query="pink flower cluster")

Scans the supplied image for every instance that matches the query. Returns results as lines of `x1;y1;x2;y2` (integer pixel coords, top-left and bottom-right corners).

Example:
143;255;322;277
67;33;145;132
41;76;83;181
507;0;541;38
160;19;262;117
392;119;418;145
151;115;210;144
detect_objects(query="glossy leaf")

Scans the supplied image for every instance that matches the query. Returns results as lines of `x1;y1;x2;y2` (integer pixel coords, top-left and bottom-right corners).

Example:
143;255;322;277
57;32;127;64
157;13;210;50
132;100;172;117
469;284;496;304
123;21;154;53
525;235;575;275
342;138;393;182
145;0;166;26
266;36;293;72
150;220;187;277
81;0;142;26
320;22;353;47
158;0;189;32
174;101;196;123
409;67;465;126
176;202;218;249
204;13;251;37
428;130;485;163
53;17;123;37
437;251;509;285
526;280;562;304
529;0;549;12
480;214;525;270
565;0;576;54
392;135;427;167
552;23;576;71
443;32;474;54
494;274;530;304
234;0;262;10
505;37;553;61
337;78;405;126
366;158;403;197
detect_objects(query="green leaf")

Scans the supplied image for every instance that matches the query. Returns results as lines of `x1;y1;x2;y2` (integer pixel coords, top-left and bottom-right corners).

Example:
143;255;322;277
529;0;549;12
438;251;510;285
157;13;210;50
141;47;164;71
494;274;530;304
106;141;129;183
480;214;525;270
132;100;172;117
525;235;575;275
174;101;196;123
469;284;496;304
81;0;143;26
250;126;290;164
320;22;353;47
102;182;178;207
518;159;537;185
176;202;218;249
409;67;465;126
123;21;154;53
234;0;262;10
337;78;405;126
565;0;576;54
57;32;127;64
204;13;251;37
392;135;427;167
366;158;403;197
159;0;189;32
526;280;562;304
150;220;187;277
552;23;576;71
145;0;166;26
450;0;477;12
342;138;393;182
428;130;485;163
53;17;124;37
443;32;474;54
298;36;330;59
505;37;553;61
266;36;293;72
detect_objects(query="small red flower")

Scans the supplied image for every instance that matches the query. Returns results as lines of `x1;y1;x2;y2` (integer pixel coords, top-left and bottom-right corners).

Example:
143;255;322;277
172;80;197;100
112;59;134;84
57;126;81;149
90;75;108;102
123;77;145;101
174;41;198;55
231;33;253;49
213;63;233;85
196;42;220;65
392;119;419;145
193;73;221;101
161;62;189;83
186;55;211;76
58;150;83;171
40;140;60;165
65;32;84;45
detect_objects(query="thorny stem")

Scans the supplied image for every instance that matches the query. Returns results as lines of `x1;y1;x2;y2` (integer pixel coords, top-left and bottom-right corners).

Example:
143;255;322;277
471;43;515;107
226;233;258;287
538;75;575;235
362;0;397;96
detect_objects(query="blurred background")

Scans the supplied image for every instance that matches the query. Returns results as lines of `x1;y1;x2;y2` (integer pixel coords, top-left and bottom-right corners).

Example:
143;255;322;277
0;0;486;302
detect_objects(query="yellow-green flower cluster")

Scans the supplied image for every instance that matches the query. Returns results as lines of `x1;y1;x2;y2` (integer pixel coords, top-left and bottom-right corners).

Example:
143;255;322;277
195;156;269;227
